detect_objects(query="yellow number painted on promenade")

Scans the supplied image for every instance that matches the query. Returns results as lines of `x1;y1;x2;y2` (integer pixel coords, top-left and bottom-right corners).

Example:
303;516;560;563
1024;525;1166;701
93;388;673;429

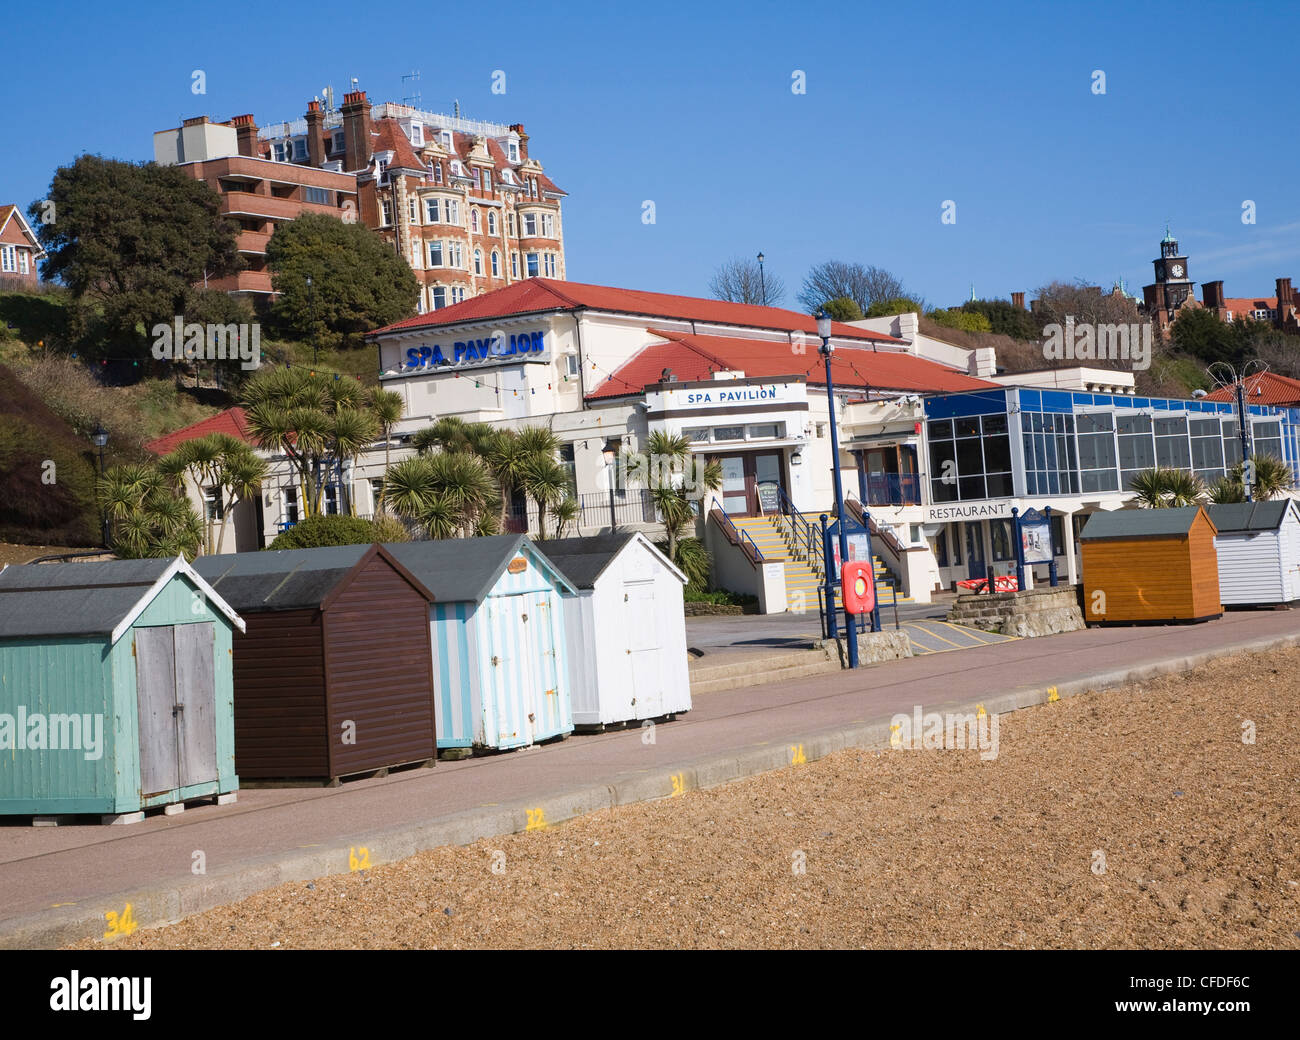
670;773;685;797
526;807;548;831
103;903;138;940
349;846;371;871
790;744;807;765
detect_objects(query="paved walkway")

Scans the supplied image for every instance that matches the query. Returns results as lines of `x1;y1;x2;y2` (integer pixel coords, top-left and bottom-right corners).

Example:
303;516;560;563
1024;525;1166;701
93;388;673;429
3;608;1297;941
900;618;1019;655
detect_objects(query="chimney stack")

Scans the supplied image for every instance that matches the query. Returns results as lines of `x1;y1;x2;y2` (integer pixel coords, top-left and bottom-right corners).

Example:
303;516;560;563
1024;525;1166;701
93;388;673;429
305;100;325;167
1202;280;1225;310
1277;277;1294;325
342;90;371;173
510;123;530;163
230;113;258;158
1011;291;1025;310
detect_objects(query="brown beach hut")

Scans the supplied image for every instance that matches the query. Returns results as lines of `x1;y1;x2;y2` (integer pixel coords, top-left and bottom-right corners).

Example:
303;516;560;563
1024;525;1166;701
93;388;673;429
194;543;437;781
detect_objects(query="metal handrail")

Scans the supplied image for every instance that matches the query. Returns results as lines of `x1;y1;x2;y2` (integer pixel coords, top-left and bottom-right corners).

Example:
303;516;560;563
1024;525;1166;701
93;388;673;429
709;508;764;565
774;485;823;581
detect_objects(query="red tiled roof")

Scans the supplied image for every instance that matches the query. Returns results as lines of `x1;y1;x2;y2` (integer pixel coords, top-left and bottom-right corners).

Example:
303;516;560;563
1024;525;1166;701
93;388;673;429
1203;371;1300;407
371;278;906;343
1221;296;1277;315
584;330;997;401
145;407;258;456
533;171;566;197
371;118;427;173
0;205;15;230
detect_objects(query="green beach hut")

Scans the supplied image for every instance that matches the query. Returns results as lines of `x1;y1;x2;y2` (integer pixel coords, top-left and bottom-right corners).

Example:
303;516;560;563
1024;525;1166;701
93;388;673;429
0;557;244;823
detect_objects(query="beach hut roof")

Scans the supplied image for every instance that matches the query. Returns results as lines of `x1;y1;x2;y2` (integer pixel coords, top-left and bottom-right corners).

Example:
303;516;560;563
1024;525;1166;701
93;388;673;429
194;543;433;612
1205;500;1298;533
1079;506;1215;541
385;535;577;603
0;556;244;642
541;531;687;589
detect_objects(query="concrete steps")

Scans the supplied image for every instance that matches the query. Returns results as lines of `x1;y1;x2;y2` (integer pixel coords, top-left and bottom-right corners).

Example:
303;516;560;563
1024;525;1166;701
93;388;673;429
687;646;840;694
730;514;913;607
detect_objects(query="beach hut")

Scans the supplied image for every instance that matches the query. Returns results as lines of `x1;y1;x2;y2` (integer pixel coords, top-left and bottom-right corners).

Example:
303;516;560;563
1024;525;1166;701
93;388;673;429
0;557;244;822
385;535;575;753
541;532;692;730
1206;500;1300;606
1079;505;1222;623
193;544;437;781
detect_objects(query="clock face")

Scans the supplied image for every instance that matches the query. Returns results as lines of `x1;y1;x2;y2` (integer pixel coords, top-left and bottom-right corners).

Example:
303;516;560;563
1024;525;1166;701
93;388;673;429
1171;263;1185;278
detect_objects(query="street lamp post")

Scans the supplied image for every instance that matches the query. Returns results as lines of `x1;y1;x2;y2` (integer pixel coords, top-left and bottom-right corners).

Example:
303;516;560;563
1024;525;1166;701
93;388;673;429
817;309;859;669
305;275;317;365
602;438;620;531
91;423;109;547
757;252;766;305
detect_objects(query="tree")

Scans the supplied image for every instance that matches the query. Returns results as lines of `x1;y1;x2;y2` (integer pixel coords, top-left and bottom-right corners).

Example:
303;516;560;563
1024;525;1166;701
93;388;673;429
821;297;865;322
242;366;380;517
267;513;407;549
1032;280;1141;330
98;462;203;559
1210;455;1296;502
960;298;1040;340
266;213;419;347
927;308;993;334
30;155;240;360
369;387;405;511
708;257;785;306
623;430;721;569
158;433;268;556
865;297;926;319
1129;466;1204;507
383;453;498;538
1170;307;1262;366
798;261;908;315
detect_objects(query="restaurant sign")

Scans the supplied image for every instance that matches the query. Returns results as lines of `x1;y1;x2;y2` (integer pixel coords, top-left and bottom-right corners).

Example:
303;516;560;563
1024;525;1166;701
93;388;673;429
924;501;1013;522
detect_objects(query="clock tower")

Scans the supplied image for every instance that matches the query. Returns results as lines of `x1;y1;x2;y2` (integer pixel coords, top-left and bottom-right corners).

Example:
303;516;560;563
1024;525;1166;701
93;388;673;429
1142;225;1197;333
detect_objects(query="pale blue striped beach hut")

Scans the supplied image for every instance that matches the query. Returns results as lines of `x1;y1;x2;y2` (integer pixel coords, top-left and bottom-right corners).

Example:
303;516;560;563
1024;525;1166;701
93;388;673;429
385;536;576;753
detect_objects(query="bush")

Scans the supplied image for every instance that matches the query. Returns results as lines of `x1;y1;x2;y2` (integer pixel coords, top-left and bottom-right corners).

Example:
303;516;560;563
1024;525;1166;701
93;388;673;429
927;308;992;334
267;513;389;550
369;511;411;543
683;587;759;607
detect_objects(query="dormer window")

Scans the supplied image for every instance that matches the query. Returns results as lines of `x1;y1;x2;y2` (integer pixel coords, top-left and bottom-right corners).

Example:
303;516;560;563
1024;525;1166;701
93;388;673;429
293;138;307;161
440;130;452;149
332;130;345;153
410;122;423;145
507;140;520;164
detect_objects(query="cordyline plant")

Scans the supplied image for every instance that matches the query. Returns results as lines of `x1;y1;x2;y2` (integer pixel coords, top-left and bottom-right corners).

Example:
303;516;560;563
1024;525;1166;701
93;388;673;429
97;462;203;560
621;430;722;571
1208;454;1296;502
242;366;379;517
157;432;268;555
1129;466;1205;507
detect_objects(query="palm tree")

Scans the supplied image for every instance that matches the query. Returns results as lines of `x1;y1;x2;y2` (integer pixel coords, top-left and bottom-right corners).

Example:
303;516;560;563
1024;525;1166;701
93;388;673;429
159;433;268;555
369;387;405;510
383;453;498;538
328;407;380;515
1207;475;1246;504
520;454;570;539
626;431;723;564
1235;454;1296;500
97;463;203;559
484;429;532;529
1129;466;1204;508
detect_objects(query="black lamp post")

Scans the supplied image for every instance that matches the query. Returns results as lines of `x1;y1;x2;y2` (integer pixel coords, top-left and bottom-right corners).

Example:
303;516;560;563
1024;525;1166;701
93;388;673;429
816;309;858;669
91;423;109;546
305;275;317;365
757;251;766;305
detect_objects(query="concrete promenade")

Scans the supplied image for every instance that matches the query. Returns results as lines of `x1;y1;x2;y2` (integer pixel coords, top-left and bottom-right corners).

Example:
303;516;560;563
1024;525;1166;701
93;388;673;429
2;608;1296;947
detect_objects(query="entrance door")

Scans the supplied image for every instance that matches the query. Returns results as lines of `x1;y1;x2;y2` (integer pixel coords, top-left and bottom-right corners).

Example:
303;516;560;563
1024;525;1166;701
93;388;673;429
625;582;662;719
965;523;986;582
719;456;747;515
485;596;535;748
717;451;785;515
134;623;218;795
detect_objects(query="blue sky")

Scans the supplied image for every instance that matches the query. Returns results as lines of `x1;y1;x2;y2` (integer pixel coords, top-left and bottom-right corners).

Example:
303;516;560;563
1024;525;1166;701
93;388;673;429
6;0;1297;309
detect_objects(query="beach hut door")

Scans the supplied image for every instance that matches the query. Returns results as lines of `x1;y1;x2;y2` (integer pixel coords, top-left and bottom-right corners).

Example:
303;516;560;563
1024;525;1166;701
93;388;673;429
625;582;662;718
135;623;218;795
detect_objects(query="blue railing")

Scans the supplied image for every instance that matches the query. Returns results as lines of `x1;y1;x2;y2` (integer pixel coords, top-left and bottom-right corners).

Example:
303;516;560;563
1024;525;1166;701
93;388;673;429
862;473;922;507
710;508;764;564
773;485;823;581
